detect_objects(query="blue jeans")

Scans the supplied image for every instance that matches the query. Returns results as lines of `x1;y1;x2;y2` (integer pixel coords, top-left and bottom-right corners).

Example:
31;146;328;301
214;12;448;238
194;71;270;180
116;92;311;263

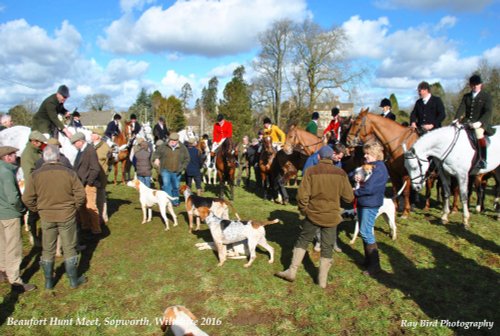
137;176;151;188
160;169;181;206
358;207;379;245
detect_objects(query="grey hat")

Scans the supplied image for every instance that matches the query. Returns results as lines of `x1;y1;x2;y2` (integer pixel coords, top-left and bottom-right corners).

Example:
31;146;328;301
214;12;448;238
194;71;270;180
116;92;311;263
29;131;48;143
318;145;334;159
169;132;179;141
57;85;70;98
70;132;85;144
0;146;18;158
187;137;196;145
156;140;164;146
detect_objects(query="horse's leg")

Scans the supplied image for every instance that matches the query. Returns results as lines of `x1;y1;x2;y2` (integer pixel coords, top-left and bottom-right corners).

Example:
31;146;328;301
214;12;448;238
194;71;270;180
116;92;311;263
458;174;471;228
113;163;118;185
218;170;224;199
439;172;451;224
229;170;235;201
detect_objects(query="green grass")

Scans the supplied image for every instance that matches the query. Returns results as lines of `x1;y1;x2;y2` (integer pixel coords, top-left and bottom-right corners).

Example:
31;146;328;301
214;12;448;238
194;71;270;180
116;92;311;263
1;175;499;335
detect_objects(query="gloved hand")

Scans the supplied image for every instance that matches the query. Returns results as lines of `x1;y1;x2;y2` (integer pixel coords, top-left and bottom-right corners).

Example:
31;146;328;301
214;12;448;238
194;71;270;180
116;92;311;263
469;121;482;129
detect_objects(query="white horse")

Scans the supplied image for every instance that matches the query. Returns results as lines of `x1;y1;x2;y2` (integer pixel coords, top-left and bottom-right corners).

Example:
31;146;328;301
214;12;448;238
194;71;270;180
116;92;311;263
404;124;500;228
177;126;196;144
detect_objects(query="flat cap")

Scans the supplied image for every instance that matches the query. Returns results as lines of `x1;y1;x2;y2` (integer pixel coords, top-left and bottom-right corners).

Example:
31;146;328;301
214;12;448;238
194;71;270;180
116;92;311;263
29;131;48;143
57;85;70;98
318;145;334;159
169;132;179;141
70;132;86;144
0;146;18;158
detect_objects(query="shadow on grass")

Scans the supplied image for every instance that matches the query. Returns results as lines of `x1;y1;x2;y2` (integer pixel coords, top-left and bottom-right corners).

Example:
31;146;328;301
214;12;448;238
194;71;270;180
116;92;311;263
372;235;499;335
267;209;317;281
444;224;500;256
0;290;20;326
107;198;132;219
0;245;41;326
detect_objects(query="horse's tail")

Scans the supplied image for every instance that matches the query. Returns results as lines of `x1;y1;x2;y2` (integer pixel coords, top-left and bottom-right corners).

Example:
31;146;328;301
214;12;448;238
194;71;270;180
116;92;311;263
222;200;240;220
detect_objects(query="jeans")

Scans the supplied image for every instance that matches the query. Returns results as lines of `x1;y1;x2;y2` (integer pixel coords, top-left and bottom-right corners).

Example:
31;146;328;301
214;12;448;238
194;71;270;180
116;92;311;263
160;169;181;206
358;206;379;245
138;175;151;188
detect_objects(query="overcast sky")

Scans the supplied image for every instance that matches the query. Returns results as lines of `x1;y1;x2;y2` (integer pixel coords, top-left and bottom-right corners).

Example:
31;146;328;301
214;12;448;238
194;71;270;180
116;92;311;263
0;0;498;113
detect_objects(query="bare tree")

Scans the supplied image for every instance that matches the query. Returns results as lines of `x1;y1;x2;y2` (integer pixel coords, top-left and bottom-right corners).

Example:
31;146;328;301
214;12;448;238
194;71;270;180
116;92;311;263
253;19;294;127
291;20;363;115
83;94;113;111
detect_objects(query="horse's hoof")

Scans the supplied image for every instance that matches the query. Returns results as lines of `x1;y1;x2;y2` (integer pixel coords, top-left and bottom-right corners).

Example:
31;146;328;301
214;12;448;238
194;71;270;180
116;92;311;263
334;247;342;253
400;215;408;220
441;218;449;224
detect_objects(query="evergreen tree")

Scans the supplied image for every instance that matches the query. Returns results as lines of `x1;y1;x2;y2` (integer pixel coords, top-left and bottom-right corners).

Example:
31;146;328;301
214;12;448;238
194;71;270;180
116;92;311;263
389;93;399;115
219;66;253;141
129;88;152;123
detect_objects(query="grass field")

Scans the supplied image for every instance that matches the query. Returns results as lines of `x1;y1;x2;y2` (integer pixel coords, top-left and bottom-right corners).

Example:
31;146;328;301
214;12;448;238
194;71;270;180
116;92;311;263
0;175;499;336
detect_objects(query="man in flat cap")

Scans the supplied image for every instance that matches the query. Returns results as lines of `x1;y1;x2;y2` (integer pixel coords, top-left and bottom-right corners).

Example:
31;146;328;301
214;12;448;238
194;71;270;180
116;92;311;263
153;132;190;206
22;144;87;290
454;74;495;169
32;85;73;139
0;146;36;292
276;145;354;289
20;131;48;246
71;132;102;238
91;129;111;224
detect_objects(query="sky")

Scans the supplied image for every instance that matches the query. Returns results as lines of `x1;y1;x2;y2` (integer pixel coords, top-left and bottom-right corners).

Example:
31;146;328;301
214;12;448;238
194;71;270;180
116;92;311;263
0;0;499;114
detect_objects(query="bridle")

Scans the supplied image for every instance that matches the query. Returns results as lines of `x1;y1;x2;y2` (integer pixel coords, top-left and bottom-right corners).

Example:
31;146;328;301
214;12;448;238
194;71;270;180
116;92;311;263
404;125;462;184
286;128;323;156
404;147;429;184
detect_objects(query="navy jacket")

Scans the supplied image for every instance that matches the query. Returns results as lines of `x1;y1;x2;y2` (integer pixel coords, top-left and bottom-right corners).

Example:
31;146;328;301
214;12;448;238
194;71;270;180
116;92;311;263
410;95;445;128
381;111;396;121
354;160;388;208
105;121;121;138
186;146;202;177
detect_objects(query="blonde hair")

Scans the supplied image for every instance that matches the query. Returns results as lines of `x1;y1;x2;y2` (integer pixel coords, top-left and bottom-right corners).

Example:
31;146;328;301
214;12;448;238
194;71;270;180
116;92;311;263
363;140;384;161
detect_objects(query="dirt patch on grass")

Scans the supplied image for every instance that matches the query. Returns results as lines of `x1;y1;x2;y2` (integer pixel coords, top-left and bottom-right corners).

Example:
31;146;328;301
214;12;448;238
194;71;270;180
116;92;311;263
230;309;277;326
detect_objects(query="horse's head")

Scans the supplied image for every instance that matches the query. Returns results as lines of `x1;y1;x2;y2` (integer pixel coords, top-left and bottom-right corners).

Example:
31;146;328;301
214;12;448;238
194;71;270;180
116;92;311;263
346;108;372;147
403;145;429;192
283;125;297;155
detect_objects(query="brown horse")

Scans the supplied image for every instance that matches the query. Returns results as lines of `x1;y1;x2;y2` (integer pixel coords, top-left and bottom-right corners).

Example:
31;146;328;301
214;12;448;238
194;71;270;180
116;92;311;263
282;125;325;156
346;108;419;218
215;138;238;200
258;135;276;199
112;121;131;184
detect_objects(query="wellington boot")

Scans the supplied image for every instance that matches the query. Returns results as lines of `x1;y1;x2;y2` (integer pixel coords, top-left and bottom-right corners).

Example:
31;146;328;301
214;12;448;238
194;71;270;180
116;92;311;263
275;247;306;282
318;258;333;288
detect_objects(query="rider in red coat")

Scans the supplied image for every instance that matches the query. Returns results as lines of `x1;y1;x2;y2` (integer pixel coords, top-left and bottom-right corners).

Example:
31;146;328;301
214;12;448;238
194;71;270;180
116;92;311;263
212;114;233;152
323;107;341;143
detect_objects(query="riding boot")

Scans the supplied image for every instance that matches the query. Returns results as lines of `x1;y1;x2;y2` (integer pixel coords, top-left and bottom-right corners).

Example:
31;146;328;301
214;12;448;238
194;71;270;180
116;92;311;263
40;260;55;290
363;243;381;276
275;247;307;282
477;138;487;169
362;241;369;267
317;258;333;288
64;255;87;289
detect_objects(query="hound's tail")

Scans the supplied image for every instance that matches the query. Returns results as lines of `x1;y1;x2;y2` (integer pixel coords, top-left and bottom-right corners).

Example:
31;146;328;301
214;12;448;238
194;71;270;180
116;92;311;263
394;181;407;198
223;200;241;221
251;219;280;228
